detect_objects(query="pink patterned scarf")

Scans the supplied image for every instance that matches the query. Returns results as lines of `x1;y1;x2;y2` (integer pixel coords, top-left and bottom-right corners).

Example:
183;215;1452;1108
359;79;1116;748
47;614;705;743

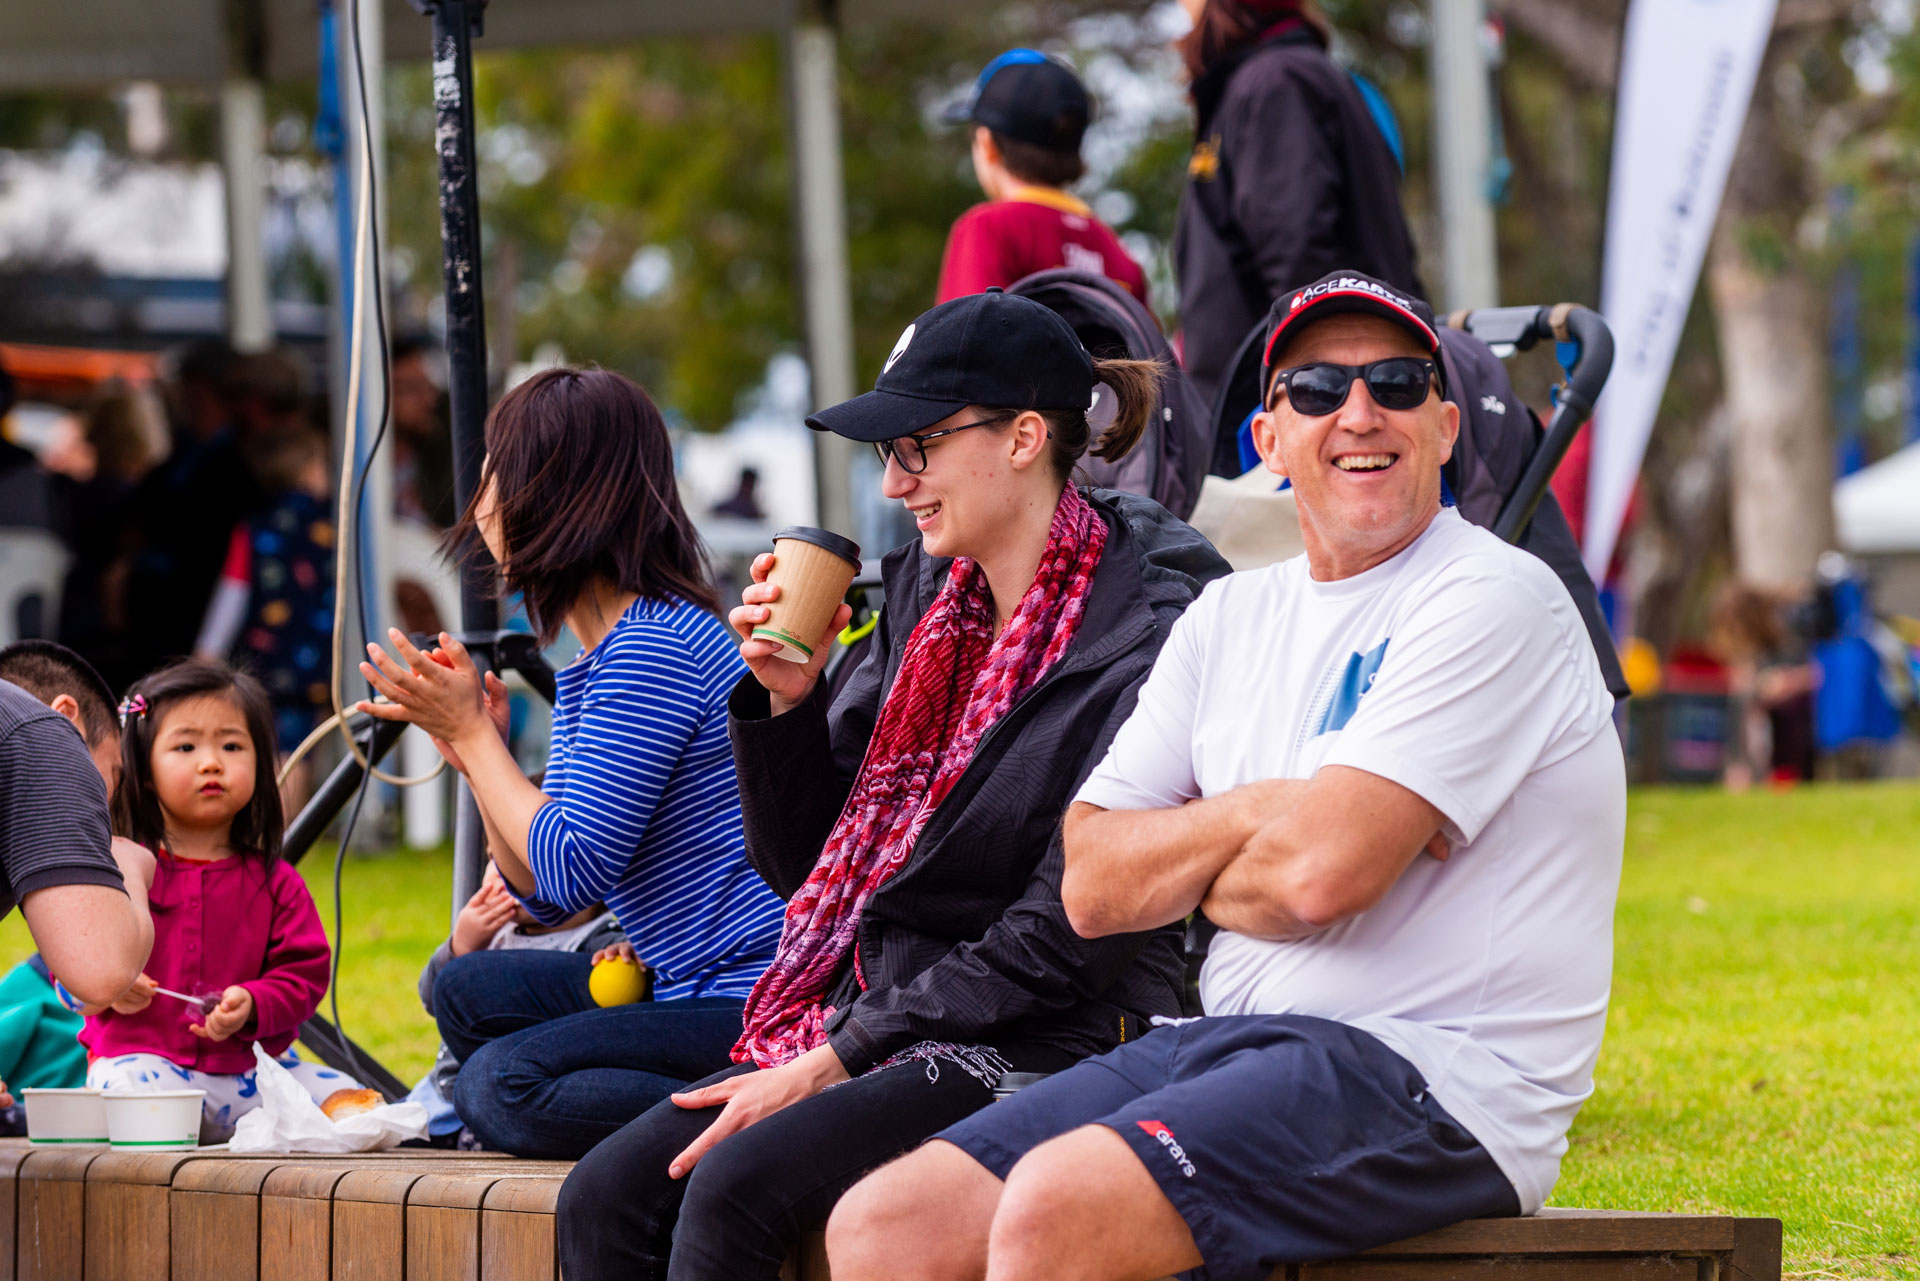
733;485;1108;1069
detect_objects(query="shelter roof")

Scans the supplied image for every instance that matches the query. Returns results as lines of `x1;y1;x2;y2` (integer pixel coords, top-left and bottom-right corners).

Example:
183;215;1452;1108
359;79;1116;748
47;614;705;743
1;0;947;90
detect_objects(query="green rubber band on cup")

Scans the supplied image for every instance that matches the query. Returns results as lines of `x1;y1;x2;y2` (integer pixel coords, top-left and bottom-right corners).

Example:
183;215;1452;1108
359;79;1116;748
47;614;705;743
29;1137;108;1145
750;626;815;658
108;1138;198;1148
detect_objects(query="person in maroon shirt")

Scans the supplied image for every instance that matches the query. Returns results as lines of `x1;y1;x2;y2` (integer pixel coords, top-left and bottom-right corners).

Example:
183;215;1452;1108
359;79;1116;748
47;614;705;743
937;50;1150;308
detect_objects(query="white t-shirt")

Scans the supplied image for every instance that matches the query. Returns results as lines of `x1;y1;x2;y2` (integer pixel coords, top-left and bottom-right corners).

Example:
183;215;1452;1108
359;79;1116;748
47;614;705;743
1077;508;1624;1213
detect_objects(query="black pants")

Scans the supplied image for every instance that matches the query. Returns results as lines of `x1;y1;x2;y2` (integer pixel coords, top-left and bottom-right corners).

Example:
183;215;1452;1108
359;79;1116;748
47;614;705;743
556;1042;1079;1281
433;950;745;1159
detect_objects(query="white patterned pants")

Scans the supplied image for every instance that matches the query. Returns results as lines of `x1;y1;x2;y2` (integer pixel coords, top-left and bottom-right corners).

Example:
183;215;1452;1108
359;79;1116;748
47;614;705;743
87;1050;362;1144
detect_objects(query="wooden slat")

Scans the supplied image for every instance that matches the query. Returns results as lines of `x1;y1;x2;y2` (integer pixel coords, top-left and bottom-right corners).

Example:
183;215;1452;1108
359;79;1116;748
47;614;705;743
406;1174;501;1281
172;1160;301;1281
1367;1213;1744;1257
1301;1258;1704;1281
16;1150;102;1281
332;1170;425;1281
82;1152;210;1281
1728;1217;1783;1281
0;1141;38;1281
477;1177;563;1281
262;1166;355;1281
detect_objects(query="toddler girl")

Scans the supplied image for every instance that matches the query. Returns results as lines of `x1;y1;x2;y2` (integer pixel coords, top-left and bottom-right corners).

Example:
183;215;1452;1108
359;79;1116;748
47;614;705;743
81;659;361;1142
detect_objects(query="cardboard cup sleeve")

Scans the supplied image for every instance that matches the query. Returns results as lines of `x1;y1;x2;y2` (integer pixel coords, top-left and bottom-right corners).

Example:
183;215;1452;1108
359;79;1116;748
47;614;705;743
752;527;862;663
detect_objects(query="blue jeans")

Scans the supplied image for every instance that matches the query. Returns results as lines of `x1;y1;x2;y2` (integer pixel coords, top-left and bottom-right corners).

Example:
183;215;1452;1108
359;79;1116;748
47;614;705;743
434;949;747;1159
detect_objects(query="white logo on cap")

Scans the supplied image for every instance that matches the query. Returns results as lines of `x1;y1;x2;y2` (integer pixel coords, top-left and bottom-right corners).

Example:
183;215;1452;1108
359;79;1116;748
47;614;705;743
1292;275;1405;310
883;324;916;375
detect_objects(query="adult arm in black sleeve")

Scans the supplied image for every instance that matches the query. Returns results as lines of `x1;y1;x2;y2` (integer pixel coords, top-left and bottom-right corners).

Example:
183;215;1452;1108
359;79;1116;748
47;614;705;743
1224;66;1345;303
824;684;1171;1076
728;606;889;901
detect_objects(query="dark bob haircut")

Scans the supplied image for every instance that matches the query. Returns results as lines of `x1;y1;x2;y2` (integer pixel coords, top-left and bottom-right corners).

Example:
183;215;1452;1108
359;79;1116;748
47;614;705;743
449;367;719;643
114;659;284;862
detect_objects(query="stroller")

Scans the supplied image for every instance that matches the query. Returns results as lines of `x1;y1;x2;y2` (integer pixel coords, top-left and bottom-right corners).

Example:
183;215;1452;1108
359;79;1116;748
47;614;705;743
1202;300;1629;700
1007;269;1214;522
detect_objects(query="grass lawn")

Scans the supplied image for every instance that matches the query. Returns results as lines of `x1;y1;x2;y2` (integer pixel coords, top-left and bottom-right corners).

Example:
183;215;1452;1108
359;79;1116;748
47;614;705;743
1;783;1914;1275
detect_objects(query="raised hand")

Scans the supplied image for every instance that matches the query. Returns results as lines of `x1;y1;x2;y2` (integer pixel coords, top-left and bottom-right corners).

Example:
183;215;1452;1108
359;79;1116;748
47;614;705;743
727;553;852;716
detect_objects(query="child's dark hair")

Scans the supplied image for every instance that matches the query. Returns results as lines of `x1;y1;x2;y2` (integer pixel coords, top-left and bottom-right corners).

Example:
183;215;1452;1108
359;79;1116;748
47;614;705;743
114;659;284;862
990;131;1086;187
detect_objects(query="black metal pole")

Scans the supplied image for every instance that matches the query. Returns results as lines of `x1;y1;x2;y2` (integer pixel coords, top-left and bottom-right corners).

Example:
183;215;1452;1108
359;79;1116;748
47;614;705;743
412;0;494;919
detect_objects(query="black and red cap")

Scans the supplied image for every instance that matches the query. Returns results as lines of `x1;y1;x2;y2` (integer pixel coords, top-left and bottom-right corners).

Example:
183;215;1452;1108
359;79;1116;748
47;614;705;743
1261;270;1445;396
806;288;1095;443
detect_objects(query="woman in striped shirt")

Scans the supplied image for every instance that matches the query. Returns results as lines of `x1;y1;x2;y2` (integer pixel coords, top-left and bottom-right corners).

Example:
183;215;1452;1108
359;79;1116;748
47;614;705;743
358;368;784;1159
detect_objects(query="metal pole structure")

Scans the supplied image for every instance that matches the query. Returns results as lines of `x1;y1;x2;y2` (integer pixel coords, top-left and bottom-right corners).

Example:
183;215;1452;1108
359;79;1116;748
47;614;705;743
221;0;272;352
1429;0;1500;311
411;0;496;921
787;1;859;537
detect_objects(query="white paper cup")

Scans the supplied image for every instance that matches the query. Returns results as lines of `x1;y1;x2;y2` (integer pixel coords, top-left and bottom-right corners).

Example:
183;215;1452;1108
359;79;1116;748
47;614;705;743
21;1088;108;1145
102;1089;204;1151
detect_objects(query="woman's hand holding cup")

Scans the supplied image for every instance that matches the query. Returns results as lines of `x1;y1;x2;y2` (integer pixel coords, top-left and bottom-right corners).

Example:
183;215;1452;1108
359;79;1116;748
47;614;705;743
731;551;852;716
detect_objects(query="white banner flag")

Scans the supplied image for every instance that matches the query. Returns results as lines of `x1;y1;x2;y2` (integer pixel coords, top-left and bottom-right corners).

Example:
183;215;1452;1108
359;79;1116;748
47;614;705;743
1585;0;1778;581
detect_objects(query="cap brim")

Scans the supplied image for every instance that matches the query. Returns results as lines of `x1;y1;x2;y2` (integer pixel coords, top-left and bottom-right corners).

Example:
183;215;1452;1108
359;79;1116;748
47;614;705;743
1264;293;1440;372
805;387;972;442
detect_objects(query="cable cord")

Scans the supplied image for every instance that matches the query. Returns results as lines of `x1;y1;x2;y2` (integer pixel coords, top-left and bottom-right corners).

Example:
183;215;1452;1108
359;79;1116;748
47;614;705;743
329;0;443;788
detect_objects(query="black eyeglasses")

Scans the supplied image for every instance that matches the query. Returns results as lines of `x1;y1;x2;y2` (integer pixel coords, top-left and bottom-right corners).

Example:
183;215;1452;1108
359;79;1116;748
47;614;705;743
1265;358;1440;416
873;414;1010;475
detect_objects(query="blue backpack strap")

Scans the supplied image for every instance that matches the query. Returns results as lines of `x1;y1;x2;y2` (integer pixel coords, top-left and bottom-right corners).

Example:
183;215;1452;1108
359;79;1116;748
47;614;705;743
1347;70;1405;175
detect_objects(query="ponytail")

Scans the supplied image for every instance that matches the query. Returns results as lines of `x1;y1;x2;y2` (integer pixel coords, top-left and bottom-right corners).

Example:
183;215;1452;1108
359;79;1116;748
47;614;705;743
1086;357;1165;463
1034;356;1166;482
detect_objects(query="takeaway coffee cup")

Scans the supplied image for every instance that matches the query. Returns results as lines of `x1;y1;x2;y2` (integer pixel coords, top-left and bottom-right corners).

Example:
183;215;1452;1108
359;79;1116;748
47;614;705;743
752;527;862;664
102;1089;204;1151
22;1088;108;1146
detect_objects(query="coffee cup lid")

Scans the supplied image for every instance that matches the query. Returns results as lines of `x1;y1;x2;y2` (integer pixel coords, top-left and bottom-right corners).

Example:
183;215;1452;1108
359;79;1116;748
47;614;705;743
771;526;861;567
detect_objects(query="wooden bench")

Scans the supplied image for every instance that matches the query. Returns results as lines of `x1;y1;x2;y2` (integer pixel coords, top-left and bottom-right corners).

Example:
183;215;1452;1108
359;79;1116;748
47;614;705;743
0;1139;1780;1281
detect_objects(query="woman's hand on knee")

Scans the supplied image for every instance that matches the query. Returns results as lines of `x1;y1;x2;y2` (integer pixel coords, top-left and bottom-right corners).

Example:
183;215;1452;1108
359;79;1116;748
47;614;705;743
728;553;851;716
666;1044;850;1179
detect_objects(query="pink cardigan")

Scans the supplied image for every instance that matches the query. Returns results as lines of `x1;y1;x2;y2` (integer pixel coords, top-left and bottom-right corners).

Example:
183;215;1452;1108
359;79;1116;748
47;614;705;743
80;850;331;1075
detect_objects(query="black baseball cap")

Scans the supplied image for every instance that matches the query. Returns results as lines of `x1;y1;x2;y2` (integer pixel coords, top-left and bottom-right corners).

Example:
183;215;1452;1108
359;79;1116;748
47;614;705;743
806;289;1095;443
942;49;1090;153
1261;269;1446;398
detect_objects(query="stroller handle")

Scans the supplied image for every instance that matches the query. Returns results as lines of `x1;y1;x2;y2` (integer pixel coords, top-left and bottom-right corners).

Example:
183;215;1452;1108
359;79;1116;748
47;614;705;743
1445;304;1614;544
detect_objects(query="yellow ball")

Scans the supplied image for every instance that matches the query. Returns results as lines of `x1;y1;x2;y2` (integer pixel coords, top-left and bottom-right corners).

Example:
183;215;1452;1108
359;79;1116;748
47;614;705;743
589;957;646;1007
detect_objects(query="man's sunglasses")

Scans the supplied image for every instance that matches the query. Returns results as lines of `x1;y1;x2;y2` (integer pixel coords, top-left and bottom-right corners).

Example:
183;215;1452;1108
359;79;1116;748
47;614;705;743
1265;357;1441;416
873;413;1011;475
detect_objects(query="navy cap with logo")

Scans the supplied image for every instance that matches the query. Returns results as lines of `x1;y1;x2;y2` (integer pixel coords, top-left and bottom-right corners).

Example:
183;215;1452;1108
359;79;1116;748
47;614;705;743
1261;269;1446;398
807;289;1095;442
941;49;1090;153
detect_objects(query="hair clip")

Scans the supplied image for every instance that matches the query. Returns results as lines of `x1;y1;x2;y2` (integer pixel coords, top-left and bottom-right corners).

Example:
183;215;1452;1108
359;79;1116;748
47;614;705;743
117;694;149;726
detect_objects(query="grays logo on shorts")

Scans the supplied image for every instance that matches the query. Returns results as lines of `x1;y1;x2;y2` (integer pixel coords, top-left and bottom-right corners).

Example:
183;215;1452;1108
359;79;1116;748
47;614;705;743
1136;1119;1197;1177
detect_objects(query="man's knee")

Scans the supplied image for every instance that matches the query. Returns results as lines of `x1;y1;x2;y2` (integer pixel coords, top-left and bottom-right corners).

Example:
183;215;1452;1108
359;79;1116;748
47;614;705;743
828;1141;1002;1281
989;1126;1163;1267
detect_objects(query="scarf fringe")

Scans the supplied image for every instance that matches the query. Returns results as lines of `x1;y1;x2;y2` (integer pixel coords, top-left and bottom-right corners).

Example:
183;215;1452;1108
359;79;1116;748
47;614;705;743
874;1041;1016;1090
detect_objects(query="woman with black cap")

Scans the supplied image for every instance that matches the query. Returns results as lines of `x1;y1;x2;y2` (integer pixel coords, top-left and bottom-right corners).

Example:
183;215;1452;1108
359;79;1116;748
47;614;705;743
556;289;1230;1281
1174;0;1422;409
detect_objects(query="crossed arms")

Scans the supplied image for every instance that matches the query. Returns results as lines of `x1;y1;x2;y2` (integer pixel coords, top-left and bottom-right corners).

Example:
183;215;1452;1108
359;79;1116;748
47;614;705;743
1061;766;1448;941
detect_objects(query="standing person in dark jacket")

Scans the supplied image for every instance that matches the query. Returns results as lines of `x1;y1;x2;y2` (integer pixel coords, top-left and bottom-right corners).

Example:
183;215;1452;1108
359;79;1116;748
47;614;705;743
557;290;1230;1281
1174;0;1422;408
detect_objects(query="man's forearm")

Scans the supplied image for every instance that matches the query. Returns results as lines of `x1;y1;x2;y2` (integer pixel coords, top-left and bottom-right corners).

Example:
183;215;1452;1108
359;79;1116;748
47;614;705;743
1061;781;1307;938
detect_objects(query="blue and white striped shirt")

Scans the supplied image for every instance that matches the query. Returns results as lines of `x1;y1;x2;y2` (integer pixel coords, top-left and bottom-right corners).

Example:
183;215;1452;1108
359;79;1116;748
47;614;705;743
519;595;783;1000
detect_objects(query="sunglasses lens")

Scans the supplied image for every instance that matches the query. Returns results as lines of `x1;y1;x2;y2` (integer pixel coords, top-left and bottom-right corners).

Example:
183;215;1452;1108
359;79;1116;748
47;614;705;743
1367;359;1432;410
1286;365;1352;416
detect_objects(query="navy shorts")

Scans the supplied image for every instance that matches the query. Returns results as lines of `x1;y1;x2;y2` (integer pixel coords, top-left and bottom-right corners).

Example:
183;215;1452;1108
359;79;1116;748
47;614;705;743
937;1014;1520;1281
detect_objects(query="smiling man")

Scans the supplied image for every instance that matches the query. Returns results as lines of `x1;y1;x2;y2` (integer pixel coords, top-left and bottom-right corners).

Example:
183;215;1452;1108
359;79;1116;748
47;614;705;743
826;270;1627;1281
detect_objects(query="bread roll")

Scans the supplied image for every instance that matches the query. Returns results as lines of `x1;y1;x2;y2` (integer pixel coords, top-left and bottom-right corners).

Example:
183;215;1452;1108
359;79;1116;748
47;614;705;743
320;1088;384;1121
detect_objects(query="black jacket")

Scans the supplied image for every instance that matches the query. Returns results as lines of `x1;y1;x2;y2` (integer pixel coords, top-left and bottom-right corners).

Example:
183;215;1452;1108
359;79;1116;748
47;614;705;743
728;490;1231;1075
1174;31;1423;408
